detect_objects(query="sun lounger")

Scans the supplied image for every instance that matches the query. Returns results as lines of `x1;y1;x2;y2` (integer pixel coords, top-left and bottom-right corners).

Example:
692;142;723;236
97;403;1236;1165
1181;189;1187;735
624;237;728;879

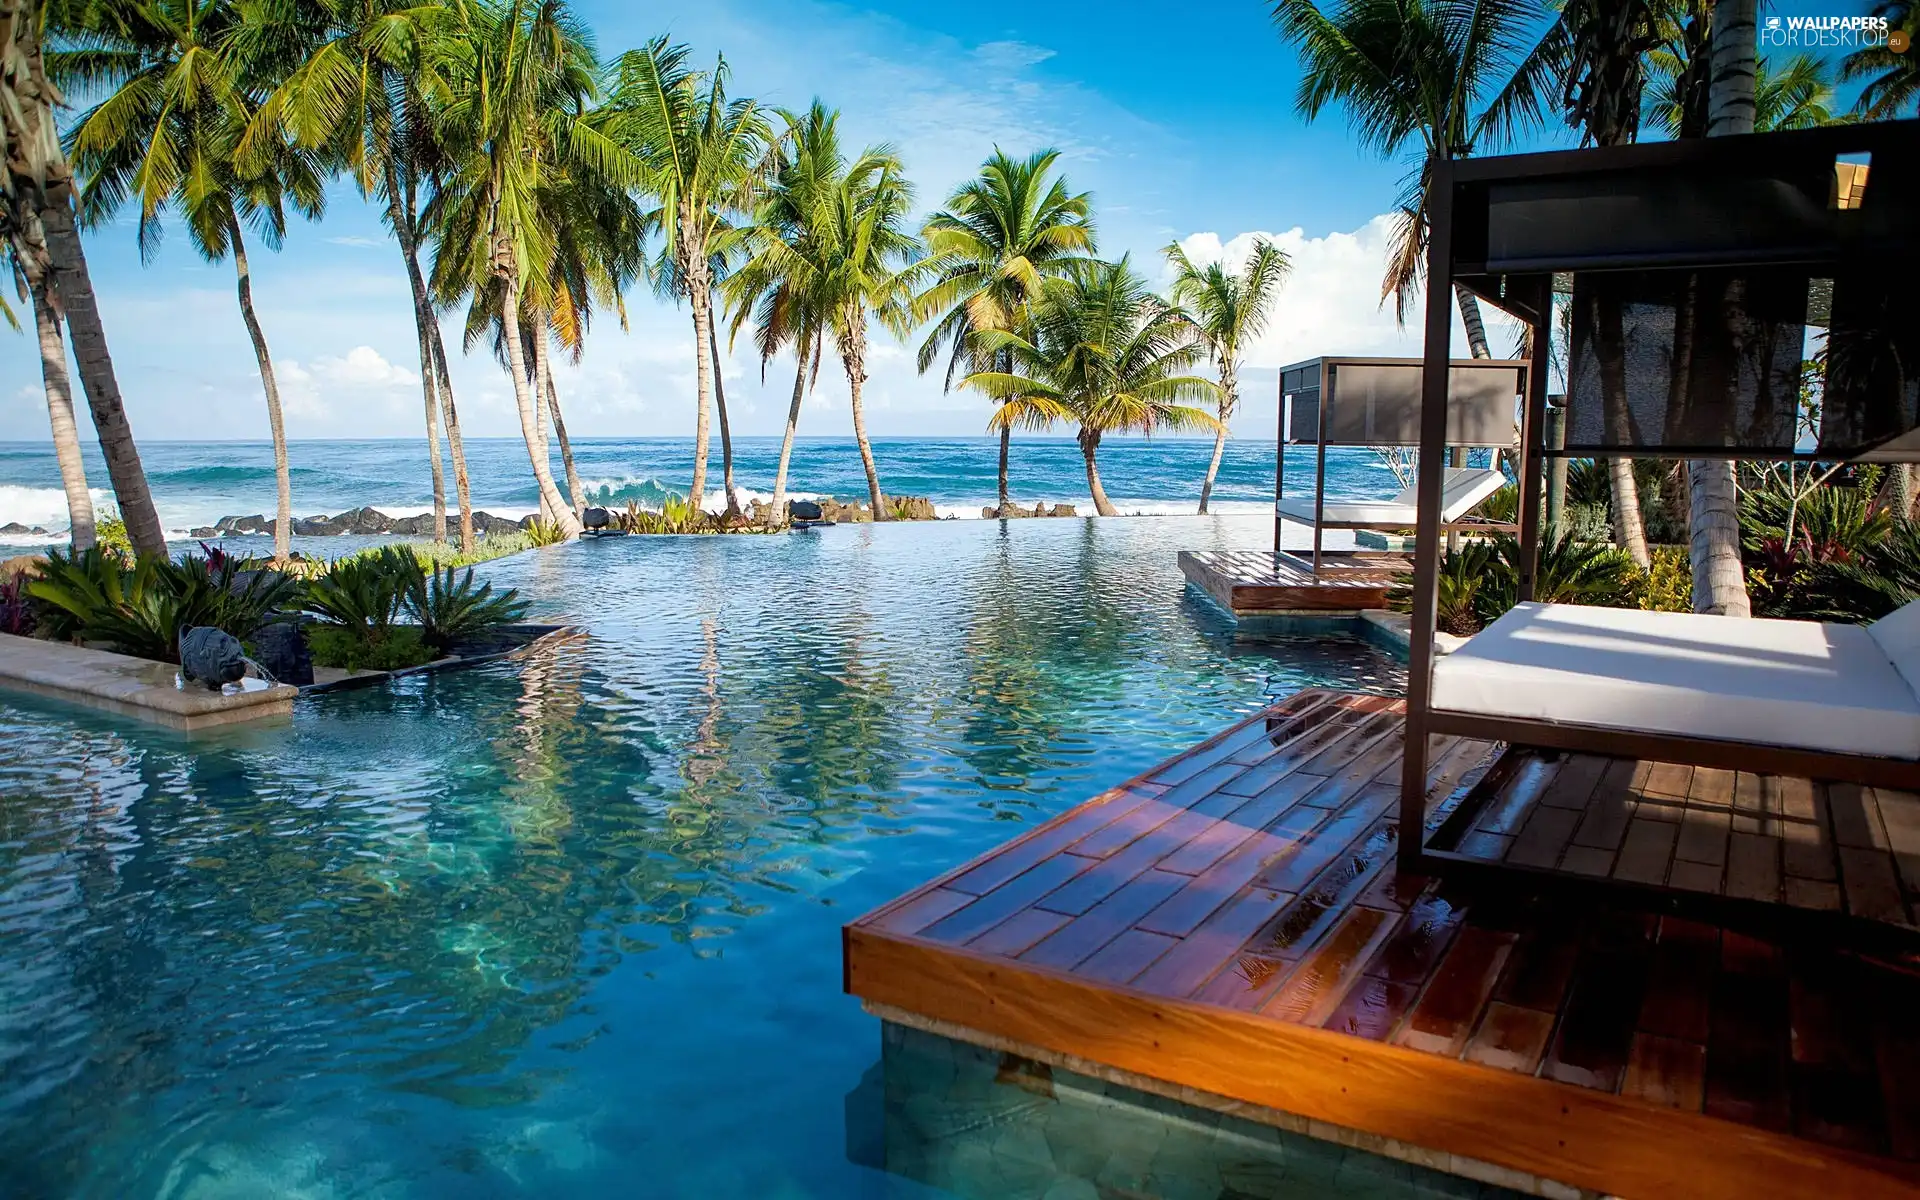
1277;466;1508;531
1430;600;1920;760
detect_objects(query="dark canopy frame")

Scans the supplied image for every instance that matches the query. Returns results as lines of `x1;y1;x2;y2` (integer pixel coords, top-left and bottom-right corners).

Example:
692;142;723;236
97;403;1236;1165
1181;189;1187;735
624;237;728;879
1397;120;1920;878
1275;356;1528;570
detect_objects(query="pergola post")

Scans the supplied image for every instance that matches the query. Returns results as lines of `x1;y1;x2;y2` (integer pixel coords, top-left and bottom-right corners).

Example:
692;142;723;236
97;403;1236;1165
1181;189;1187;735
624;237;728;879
1516;277;1553;601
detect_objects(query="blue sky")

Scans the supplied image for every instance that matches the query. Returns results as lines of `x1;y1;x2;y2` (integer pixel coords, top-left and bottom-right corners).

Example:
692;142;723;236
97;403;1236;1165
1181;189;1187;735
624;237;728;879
0;0;1863;444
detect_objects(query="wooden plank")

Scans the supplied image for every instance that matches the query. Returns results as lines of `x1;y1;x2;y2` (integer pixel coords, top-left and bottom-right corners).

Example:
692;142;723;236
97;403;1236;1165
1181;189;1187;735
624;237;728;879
1538;753;1612;811
966;906;1071;957
1572;759;1639;851
1640;762;1695;803
1789;956;1887;1155
1397;926;1516;1058
1705;934;1792;1134
1872;788;1920;897
1614;816;1680;886
1543;914;1657;1093
1134;800;1325;938
1779;779;1837;885
1472;755;1562;837
1464;1001;1557;1074
920;852;1099;944
1733;771;1778;836
1023;869;1190;971
1637;917;1718;1044
1323;976;1421;1042
1251;784;1398;894
1262;905;1400;1027
1676;776;1734;868
943;781;1169;895
1837;846;1911;927
846;928;1920;1200
1559;844;1618;876
1871;971;1920;1161
1249;821;1397;964
1162;774;1321;876
1725;831;1784;905
1365;889;1467;988
872;887;975;936
1076;928;1178;986
1623;1034;1707;1112
1495;917;1584;1012
1829;783;1891;851
1669;858;1727;895
1506;805;1582;871
1067;762;1246;859
1133;885;1289;999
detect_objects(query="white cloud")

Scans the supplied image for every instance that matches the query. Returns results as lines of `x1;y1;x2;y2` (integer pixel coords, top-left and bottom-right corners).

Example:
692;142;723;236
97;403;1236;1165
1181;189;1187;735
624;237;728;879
277;347;420;424
973;41;1056;71
325;235;383;249
315;345;420;391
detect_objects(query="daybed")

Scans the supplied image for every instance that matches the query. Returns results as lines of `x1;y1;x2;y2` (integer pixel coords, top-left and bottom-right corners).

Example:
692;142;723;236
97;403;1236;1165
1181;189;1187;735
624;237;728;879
1276;466;1507;533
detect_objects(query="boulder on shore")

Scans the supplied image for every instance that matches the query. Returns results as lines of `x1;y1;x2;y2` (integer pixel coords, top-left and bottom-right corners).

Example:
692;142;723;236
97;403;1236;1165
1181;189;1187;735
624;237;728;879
1;554;47;581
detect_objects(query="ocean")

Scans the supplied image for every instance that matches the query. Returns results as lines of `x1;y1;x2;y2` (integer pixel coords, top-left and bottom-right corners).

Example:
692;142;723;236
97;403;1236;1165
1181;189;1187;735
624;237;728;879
0;436;1405;548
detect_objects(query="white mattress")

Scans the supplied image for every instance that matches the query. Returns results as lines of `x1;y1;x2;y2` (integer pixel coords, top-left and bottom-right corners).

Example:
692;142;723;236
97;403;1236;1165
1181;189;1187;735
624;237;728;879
1431;601;1920;760
1277;467;1505;527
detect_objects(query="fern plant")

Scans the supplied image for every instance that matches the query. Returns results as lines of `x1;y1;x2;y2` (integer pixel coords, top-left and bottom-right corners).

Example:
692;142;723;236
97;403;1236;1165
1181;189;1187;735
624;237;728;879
405;563;529;652
30;551;300;662
522;518;574;547
304;547;417;639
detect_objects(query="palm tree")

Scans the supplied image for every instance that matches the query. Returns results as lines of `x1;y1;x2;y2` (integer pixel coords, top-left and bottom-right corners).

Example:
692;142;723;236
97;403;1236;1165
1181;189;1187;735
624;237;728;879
1843;1;1917;120
4;0;165;554
601;38;768;512
429;0;632;538
1649;51;1848;136
252;0;481;551
722;101;841;521
911;148;1095;514
1558;0;1658;567
1273;0;1563;356
964;258;1220;517
64;0;328;561
5;207;94;548
1164;236;1288;514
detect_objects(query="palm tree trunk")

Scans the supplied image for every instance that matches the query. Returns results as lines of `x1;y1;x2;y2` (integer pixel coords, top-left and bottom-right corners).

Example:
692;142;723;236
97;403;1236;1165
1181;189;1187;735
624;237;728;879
844;328;886;518
1198;361;1235;515
497;264;580;535
531;339;554;524
1455;285;1492;358
709;323;740;516
1078;427;1117;517
997;420;1012;514
685;225;715;511
26;259;95;550
1688;0;1757;617
1592;291;1651;567
384;168;447;543
37;192;165;556
770;342;808;521
227;217;292;562
429;327;474;554
544;369;584;515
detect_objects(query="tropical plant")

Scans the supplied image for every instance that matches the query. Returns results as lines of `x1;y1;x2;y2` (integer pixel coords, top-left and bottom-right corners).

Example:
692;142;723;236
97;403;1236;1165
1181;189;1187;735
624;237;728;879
61;0;330;561
30;550;301;661
521;516;571;547
1165;236;1289;514
1649;52;1848;136
0;572;38;635
963;258;1219;516
600;38;769;512
251;0;476;551
1842;1;1917;120
1273;0;1564;354
1741;475;1893;560
306;622;433;670
405;562;528;652
3;0;167;556
304;545;415;638
911;148;1095;513
1636;545;1693;612
1396;532;1639;634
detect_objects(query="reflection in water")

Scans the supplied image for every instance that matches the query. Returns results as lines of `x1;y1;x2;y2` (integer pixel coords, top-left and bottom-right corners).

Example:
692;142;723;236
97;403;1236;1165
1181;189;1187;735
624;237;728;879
0;515;1406;1198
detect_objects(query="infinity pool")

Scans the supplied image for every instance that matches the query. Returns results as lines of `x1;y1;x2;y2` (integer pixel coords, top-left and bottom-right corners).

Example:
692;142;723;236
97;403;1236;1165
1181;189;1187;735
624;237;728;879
0;515;1442;1198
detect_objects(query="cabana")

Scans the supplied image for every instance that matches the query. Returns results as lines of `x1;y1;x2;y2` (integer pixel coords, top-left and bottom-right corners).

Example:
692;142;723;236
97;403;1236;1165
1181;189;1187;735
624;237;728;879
1275;356;1524;571
1397;120;1920;888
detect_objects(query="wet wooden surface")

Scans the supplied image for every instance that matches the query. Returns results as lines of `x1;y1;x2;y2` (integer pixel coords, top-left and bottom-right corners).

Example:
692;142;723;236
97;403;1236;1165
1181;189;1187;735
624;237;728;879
1446;746;1920;934
848;690;1920;1199
1177;550;1402;613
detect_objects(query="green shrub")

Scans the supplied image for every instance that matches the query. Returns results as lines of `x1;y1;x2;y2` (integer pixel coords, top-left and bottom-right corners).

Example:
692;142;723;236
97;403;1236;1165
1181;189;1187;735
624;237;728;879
522;517;572;547
305;546;416;636
1395;533;1639;635
406;562;529;652
94;513;132;560
28;551;301;662
1741;475;1893;559
1636;546;1693;612
1556;501;1613;545
306;624;436;672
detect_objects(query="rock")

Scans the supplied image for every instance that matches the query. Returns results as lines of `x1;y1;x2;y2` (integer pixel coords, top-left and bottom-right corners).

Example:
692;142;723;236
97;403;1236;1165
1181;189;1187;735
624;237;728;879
335;506;394;535
216;514;272;535
892;496;937;521
30;526;47;536
250;620;313;686
0;522;31;535
818;498;872;523
291;516;341;536
388;513;434;536
470;511;522;534
1;555;47;581
189;526;218;538
1047;504;1077;517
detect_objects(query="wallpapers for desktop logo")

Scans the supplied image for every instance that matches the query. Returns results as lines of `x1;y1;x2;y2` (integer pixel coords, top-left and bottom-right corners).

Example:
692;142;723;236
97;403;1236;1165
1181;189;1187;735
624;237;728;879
1761;13;1903;51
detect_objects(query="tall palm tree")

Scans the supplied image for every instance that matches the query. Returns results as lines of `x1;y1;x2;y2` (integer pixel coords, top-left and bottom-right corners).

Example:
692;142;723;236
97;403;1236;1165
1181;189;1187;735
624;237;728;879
1559;0;1658;567
911;148;1095;513
1842;1;1917;120
430;0;631;537
1687;0;1756;617
4;0;165;554
1273;0;1564;356
1650;51;1848;135
601;38;768;512
5;207;94;548
1164;236;1289;514
964;258;1220;517
251;0;482;551
64;0;328;561
722;102;840;521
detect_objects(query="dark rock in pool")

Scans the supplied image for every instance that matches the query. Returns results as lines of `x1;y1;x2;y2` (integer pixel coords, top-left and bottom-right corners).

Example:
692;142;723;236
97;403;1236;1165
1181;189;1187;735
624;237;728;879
250;620;313;686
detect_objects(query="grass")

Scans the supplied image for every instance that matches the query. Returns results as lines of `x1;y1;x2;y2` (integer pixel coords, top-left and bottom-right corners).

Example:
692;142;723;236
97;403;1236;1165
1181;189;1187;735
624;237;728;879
332;531;543;570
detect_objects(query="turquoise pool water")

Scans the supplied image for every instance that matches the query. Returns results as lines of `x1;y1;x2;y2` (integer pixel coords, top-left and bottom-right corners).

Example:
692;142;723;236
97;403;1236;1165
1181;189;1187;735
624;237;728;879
0;515;1447;1199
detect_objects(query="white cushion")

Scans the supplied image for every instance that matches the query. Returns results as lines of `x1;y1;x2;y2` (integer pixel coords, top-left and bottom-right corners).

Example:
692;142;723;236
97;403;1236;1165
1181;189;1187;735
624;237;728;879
1278;467;1505;526
1432;601;1920;760
1868;599;1920;704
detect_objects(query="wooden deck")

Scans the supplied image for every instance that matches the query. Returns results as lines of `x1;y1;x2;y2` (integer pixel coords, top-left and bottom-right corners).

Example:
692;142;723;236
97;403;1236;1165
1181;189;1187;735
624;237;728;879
844;690;1920;1200
1433;747;1920;939
1178;549;1404;615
